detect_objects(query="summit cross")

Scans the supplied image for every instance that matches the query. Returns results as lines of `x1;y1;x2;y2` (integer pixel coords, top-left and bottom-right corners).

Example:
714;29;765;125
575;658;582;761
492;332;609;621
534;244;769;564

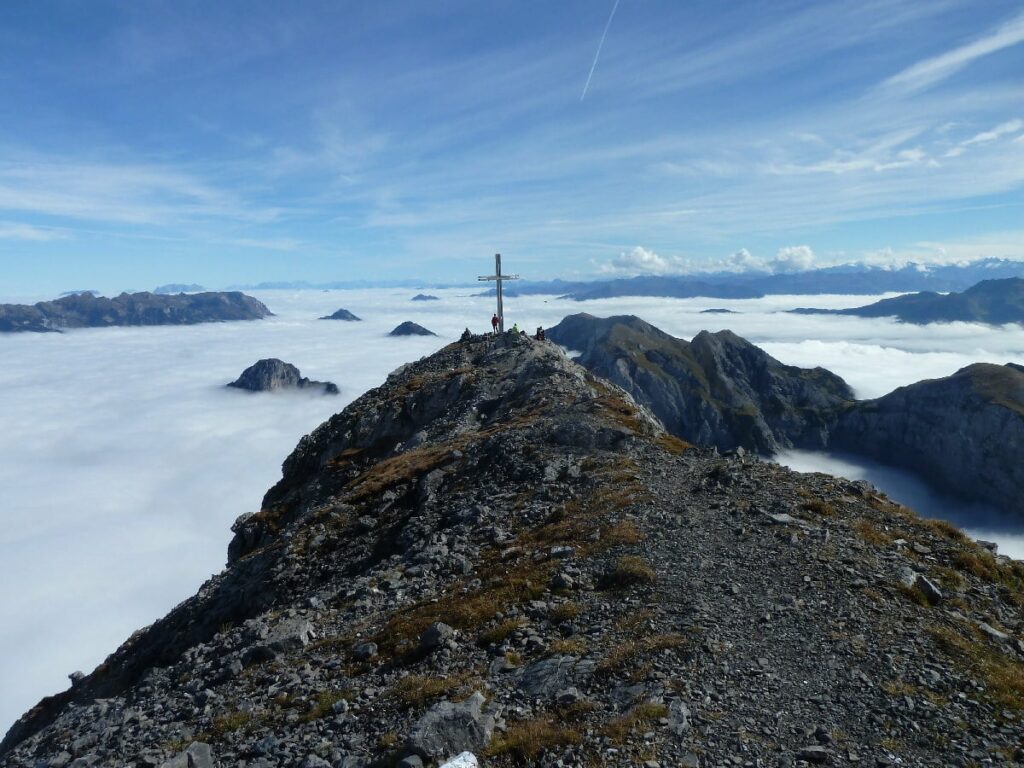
478;253;519;333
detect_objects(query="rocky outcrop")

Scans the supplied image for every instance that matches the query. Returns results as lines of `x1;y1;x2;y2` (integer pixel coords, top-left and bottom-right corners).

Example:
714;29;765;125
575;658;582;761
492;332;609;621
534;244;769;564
0;291;272;333
319;308;361;321
389;321;435;336
833;363;1024;516
548;313;854;453
4;333;1023;768
227;359;338;395
791;277;1024;325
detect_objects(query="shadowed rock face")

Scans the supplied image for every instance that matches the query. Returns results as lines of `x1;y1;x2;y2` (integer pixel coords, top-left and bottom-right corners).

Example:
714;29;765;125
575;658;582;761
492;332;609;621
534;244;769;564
319;308;361;321
4;331;1022;768
0;291;272;333
547;313;854;453
791;277;1024;325
834;363;1024;517
227;359;338;395
389;321;435;336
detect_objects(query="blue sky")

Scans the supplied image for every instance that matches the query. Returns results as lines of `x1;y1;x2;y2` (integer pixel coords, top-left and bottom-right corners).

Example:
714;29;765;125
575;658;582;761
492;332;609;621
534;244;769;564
1;0;1023;294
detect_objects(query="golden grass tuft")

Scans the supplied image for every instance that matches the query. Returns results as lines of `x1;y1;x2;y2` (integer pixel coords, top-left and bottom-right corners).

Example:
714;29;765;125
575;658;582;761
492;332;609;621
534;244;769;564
854;519;891;547
604;556;657;589
929;624;1024;710
603;701;669;743
483;718;581;762
477;618;526;647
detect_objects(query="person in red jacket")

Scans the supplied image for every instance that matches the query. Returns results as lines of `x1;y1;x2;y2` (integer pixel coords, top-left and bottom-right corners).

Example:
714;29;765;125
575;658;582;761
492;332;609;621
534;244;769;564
491;313;499;334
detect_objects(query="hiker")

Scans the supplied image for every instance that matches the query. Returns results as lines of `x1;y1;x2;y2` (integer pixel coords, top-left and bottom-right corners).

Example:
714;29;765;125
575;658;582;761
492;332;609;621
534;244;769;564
535;326;545;341
511;322;520;334
491;313;499;334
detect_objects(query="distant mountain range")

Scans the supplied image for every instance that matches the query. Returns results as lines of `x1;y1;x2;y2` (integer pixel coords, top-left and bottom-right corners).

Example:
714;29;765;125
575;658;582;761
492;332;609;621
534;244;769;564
0;291;272;333
480;259;1024;300
791;278;1024;325
549;312;1024;518
154;283;205;294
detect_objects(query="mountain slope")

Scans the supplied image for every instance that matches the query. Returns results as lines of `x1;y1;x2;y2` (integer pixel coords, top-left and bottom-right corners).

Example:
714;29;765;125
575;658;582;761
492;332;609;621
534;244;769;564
834;363;1024;516
791;278;1024;325
3;332;1022;768
547;313;854;453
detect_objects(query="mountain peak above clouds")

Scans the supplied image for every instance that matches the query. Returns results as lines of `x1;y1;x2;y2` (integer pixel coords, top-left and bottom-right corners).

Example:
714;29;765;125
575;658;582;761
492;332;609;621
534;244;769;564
4;330;1022;767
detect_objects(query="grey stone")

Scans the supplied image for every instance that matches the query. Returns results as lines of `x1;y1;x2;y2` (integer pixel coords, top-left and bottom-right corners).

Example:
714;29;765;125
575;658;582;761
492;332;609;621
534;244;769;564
407;692;495;760
159;742;213;768
352;641;378;660
419;622;456;653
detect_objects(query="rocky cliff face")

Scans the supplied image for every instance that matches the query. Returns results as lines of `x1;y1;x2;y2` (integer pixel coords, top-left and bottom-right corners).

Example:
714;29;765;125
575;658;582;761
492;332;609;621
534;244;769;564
834;363;1024;516
3;333;1023;768
0;291;272;333
547;314;854;454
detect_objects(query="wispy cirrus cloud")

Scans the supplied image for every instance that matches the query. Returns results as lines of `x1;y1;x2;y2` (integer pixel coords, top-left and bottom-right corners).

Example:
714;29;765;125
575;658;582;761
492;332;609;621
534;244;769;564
881;9;1024;93
0;221;68;241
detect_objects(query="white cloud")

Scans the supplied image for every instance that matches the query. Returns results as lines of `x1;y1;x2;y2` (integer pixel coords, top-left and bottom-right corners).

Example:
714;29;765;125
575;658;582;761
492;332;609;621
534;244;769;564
769;245;816;273
882;10;1024;93
962;118;1023;146
0;222;67;241
603;246;677;275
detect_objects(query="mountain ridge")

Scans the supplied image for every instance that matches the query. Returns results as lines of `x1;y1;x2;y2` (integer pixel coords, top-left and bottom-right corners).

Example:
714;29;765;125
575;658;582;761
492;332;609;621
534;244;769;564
3;331;1022;767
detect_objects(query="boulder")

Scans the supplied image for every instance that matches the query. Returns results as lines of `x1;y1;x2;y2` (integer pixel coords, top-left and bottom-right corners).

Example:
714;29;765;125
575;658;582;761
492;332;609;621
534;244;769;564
406;692;494;761
159;742;213;768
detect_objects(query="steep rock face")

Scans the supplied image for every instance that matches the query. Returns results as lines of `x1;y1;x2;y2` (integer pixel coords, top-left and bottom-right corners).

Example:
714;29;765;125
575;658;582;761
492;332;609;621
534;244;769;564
834;363;1024;516
0;291;272;333
548;313;854;453
2;333;1023;768
227;359;339;395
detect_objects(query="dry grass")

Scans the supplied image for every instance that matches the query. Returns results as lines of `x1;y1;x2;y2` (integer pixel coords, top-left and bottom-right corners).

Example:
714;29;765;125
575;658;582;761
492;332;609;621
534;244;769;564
603;702;669;743
929;624;1024;709
549;602;582;624
603;556;657;588
477;618;526;647
390;672;478;709
854;519;891;547
801;497;836;517
483;718;581;763
548;637;588;656
923;518;969;542
897;583;931;607
375;559;552;657
601;518;644;546
597;633;686;673
300;690;352;722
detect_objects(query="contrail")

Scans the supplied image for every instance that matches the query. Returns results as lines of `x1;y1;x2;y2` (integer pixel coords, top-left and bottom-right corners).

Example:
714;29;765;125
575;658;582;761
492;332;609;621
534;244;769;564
581;0;620;101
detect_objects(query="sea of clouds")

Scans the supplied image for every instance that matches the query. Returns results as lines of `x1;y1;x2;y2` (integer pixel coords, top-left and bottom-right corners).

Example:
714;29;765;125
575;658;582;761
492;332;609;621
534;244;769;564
1;287;1023;733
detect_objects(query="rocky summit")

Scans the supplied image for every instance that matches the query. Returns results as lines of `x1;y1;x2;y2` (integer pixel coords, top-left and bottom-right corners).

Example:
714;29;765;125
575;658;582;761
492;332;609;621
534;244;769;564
390;321;436;337
4;332;1024;768
228;359;339;395
547;314;854;454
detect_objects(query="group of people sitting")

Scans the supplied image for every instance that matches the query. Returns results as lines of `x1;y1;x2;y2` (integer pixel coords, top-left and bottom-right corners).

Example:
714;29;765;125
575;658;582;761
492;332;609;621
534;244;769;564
491;313;545;340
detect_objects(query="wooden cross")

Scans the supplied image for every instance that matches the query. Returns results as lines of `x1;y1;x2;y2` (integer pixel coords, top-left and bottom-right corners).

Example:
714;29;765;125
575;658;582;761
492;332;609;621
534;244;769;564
478;253;519;332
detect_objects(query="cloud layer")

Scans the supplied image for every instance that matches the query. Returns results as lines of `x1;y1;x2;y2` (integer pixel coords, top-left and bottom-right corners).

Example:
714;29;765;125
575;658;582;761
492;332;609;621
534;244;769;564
2;287;1024;732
